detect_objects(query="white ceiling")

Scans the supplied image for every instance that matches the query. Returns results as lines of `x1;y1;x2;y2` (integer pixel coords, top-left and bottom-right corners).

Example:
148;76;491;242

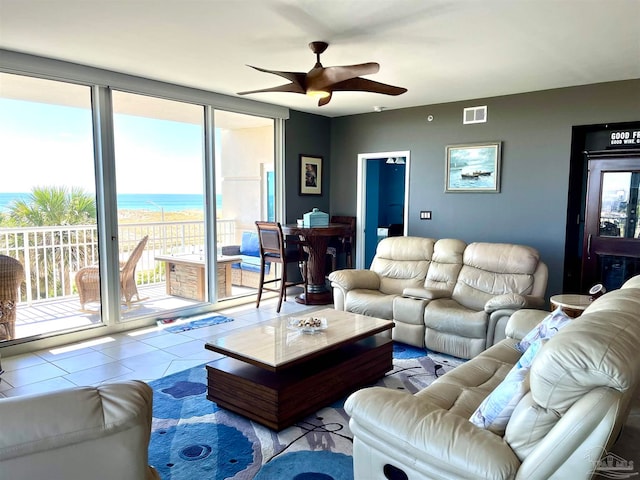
1;0;639;118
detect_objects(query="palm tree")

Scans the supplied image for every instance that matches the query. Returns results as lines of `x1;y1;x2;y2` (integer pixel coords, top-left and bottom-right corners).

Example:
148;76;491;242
2;186;97;298
4;186;96;227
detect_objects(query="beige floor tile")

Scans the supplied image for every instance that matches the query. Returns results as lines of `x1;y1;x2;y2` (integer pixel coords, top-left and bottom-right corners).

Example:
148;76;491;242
2;376;78;398
50;350;117;374
63;362;135;386
2;363;69;388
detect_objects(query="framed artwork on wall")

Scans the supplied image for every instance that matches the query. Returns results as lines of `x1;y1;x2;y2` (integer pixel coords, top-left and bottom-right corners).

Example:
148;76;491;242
299;154;323;195
445;142;502;193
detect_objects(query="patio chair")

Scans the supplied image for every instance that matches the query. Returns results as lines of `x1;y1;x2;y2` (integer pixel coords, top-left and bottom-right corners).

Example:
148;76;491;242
0;255;25;341
255;222;308;313
75;236;149;311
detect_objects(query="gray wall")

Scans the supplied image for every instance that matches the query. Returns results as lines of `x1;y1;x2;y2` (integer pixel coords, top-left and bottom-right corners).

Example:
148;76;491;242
327;80;640;298
284;110;331;223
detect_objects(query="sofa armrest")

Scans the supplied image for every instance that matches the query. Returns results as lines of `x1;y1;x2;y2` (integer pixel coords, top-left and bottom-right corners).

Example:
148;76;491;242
402;287;450;300
345;387;520;479
328;269;380;291
484;293;545;314
505;309;550;340
0;380;158;480
221;245;241;256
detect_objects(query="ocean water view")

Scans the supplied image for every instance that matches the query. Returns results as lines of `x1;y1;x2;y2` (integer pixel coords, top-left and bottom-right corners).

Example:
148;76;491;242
0;193;222;213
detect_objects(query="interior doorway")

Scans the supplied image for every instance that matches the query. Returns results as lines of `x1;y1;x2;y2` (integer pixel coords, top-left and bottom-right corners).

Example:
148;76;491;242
356;151;410;269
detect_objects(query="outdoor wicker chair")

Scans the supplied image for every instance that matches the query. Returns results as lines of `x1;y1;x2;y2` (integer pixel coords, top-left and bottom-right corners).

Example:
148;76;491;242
75;236;149;311
0;254;25;341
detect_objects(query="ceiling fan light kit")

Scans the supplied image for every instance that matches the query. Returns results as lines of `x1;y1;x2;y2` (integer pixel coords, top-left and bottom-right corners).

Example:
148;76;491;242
307;89;331;99
238;41;407;106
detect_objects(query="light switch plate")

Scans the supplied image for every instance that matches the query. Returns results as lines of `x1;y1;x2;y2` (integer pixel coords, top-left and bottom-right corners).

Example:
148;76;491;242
420;211;432;220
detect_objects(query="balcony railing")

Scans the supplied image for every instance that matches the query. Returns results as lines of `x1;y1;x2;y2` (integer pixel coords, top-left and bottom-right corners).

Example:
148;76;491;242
0;219;236;305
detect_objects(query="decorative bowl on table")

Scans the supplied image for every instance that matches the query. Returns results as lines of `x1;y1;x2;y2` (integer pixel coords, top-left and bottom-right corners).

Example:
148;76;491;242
287;316;328;334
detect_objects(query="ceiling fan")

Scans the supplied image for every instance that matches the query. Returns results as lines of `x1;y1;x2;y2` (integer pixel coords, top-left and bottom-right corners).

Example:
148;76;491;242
238;41;407;106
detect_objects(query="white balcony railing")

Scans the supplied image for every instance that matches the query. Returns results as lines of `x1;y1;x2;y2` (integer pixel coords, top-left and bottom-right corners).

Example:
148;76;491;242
0;219;236;305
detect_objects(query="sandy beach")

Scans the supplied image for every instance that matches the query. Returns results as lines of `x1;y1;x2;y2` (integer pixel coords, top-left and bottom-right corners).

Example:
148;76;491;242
118;209;204;224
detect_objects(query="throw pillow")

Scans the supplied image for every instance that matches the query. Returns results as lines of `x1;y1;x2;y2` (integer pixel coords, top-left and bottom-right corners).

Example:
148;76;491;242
240;232;261;257
469;339;545;435
516;307;571;353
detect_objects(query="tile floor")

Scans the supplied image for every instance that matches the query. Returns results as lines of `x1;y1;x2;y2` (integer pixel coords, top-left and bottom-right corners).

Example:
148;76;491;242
1;296;638;474
0;294;323;398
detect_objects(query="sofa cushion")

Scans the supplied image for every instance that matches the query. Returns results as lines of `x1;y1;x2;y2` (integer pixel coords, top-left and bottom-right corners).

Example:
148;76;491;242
530;309;640;413
469;338;544;434
370;236;434;294
515;307;570;353
422;238;466;292
581;286;640;316
453;242;540;311
230;254;270;274
417;339;521;418
345;289;396;320
239;231;260;257
425;298;487;339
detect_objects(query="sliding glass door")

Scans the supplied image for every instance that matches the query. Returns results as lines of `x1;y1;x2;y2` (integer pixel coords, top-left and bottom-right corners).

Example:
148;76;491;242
0;68;282;347
214;110;275;296
0;73;100;341
111;91;207;321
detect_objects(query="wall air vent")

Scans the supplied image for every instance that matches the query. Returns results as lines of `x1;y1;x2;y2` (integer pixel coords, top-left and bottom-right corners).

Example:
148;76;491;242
463;105;488;124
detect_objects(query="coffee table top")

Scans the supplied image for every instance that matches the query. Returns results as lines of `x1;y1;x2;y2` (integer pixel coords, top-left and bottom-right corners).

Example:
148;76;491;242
205;308;394;371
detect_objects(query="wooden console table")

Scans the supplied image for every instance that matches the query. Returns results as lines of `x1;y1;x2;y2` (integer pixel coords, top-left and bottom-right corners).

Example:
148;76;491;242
155;254;241;301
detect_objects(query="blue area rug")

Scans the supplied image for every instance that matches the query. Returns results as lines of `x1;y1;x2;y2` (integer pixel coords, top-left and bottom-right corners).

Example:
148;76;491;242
164;315;233;333
148;342;463;480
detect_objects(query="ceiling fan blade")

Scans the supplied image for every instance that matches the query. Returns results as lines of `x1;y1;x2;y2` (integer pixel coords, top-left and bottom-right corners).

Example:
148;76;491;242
238;83;306;95
311;63;380;89
245;65;307;90
329;77;407;96
318;92;332;107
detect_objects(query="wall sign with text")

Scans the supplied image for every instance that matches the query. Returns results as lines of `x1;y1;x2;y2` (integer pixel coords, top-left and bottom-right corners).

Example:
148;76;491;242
609;130;640;147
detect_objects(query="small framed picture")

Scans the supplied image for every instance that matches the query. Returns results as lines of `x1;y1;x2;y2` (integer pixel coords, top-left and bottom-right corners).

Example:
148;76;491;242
299;154;323;195
445;142;502;193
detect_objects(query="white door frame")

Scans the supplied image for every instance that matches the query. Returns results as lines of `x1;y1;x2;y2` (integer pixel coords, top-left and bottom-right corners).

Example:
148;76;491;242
356;150;410;269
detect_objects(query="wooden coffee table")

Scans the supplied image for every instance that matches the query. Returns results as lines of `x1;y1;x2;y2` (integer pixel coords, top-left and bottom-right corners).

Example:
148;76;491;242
204;308;394;430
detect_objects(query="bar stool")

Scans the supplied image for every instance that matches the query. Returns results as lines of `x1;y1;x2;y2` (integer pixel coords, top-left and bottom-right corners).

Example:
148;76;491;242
255;221;308;313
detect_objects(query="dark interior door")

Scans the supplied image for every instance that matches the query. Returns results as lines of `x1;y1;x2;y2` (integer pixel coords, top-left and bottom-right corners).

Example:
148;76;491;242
582;154;640;291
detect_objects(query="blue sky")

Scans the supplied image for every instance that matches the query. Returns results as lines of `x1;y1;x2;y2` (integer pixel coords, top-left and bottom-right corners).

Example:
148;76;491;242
0;97;213;195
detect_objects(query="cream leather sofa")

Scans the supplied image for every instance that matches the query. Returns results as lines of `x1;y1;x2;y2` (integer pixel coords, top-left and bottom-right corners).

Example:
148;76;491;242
329;237;548;359
0;380;159;480
345;275;640;480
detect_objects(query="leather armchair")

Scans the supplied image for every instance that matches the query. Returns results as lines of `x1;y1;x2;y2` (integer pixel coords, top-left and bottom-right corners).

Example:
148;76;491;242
0;380;159;480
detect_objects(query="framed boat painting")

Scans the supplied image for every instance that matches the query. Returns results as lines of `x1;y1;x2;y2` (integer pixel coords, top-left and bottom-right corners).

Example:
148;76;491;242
445;142;502;193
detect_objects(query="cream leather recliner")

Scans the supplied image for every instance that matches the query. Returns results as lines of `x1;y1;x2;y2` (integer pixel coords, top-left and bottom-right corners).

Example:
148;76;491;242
420;241;547;359
330;236;436;320
330;237;547;359
344;276;640;480
0;380;159;480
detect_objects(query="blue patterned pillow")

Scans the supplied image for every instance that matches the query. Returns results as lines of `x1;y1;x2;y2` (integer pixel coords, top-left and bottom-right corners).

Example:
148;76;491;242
516;307;571;353
469;339;545;435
